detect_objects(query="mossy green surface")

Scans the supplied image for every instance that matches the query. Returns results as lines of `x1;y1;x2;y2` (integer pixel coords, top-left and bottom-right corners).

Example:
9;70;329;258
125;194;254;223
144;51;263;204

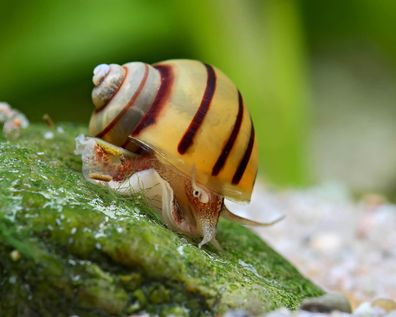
0;124;323;317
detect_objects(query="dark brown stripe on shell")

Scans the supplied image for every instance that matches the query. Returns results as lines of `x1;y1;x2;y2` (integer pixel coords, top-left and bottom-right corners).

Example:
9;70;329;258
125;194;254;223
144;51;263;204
96;64;149;138
232;118;255;184
177;63;216;154
212;90;244;176
94;66;128;114
131;65;173;136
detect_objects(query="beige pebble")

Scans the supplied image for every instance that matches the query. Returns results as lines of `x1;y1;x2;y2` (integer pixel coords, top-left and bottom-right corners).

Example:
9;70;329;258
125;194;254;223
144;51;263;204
300;293;352;313
371;298;396;312
360;193;387;207
310;232;342;253
9;250;21;261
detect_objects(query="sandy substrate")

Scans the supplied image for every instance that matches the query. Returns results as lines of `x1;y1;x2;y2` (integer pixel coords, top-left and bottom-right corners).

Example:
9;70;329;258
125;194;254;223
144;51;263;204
226;182;396;316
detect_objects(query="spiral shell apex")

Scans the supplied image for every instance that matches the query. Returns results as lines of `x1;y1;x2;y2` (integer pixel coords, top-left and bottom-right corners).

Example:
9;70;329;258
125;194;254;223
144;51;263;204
88;59;258;202
92;64;126;110
92;64;110;85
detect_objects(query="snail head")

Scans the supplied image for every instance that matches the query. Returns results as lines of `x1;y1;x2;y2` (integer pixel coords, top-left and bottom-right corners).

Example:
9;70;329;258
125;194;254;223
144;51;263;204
184;167;223;247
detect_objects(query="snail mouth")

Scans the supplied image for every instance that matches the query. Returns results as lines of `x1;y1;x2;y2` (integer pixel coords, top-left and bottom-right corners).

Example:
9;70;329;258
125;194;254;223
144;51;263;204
187;204;216;240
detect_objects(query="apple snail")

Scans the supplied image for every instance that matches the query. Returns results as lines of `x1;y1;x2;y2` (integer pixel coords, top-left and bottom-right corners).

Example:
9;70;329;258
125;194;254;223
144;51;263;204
76;59;281;247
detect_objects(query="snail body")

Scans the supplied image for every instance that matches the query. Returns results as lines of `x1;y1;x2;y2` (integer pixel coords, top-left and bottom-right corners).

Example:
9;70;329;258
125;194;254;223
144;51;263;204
75;135;224;247
81;59;277;246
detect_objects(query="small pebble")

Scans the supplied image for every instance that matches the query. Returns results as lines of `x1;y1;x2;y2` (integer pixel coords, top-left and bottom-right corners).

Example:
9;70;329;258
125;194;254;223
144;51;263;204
1;104;29;140
0;102;13;122
265;308;290;317
9;250;21;261
43;131;54;139
310;232;342;254
300;293;352;313
8;276;17;284
224;309;250;317
371;298;396;313
3;118;22;139
354;302;383;316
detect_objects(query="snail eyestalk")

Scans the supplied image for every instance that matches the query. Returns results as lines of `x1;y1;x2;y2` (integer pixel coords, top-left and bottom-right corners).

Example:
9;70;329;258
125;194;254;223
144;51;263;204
222;205;285;227
42;114;55;128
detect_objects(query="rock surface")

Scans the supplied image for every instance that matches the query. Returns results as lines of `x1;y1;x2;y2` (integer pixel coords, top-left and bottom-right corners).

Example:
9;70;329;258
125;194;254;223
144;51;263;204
0;124;323;317
300;293;352;313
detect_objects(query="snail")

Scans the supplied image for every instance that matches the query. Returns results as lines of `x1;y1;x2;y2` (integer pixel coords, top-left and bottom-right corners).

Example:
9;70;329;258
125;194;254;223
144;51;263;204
76;59;282;247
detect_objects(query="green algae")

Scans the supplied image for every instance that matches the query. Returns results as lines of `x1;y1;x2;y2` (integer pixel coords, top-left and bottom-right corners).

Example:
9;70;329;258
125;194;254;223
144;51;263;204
0;124;323;316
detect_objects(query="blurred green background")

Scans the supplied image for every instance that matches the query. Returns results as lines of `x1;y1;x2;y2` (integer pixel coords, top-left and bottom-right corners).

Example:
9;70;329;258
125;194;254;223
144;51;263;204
1;0;396;198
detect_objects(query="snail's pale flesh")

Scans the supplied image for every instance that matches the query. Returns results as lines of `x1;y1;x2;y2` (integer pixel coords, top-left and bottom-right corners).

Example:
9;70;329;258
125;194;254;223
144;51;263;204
75;136;224;246
75;136;282;247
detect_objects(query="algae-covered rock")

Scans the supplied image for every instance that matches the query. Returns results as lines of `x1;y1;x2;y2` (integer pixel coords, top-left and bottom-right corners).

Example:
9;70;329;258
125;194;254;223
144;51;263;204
0;124;323;316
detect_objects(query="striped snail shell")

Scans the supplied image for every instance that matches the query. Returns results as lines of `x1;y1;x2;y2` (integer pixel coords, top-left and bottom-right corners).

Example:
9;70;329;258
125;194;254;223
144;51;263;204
88;59;258;202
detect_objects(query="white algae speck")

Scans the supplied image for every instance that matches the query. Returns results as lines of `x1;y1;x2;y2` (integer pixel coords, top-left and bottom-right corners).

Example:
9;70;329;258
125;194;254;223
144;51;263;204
8;276;17;284
177;245;185;256
43;131;54;139
238;260;261;278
